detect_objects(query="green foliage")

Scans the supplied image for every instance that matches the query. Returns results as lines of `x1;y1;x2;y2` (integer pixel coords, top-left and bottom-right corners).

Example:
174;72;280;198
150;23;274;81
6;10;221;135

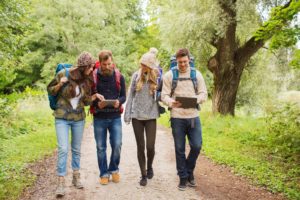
269;27;300;49
289;49;300;69
266;102;300;159
159;102;300;199
254;0;300;42
0;95;56;200
236;48;300;114
1;0;153;92
0;88;44;139
0;0;33;91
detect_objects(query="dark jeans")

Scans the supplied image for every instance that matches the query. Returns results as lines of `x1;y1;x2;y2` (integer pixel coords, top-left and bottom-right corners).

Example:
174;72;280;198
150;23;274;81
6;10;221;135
171;117;202;178
93;117;122;177
132;119;157;176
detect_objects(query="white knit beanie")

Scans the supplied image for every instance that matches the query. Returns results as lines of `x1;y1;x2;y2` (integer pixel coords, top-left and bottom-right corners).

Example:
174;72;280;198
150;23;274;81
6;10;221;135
139;47;159;69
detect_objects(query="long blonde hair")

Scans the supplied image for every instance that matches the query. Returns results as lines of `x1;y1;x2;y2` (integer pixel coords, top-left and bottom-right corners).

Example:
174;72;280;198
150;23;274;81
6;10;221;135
135;67;158;95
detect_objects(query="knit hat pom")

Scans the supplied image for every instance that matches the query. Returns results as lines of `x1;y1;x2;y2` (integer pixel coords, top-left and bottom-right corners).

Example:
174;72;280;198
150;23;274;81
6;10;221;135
149;47;158;55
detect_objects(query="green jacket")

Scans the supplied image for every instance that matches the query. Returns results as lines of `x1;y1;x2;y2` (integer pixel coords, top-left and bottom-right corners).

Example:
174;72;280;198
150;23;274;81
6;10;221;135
47;70;92;121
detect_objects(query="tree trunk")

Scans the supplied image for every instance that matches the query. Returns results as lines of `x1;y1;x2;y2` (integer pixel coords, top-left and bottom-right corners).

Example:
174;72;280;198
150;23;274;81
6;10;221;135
211;64;242;115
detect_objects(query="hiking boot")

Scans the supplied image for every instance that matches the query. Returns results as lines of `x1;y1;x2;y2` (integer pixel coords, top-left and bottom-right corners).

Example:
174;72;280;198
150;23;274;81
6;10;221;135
99;177;109;185
187;173;197;187
111;172;120;183
55;177;65;197
72;170;84;189
178;177;187;191
139;175;147;186
147;168;154;179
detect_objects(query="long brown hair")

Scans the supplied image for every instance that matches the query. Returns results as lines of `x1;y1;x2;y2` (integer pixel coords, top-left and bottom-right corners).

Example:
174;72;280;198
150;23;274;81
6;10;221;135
64;66;93;99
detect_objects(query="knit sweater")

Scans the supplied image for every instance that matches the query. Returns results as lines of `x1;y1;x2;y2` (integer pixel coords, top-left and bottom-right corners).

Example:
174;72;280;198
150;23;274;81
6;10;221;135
124;72;159;123
161;67;207;118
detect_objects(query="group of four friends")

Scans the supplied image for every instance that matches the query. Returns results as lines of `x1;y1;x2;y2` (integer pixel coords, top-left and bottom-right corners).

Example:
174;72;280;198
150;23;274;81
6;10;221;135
47;47;207;197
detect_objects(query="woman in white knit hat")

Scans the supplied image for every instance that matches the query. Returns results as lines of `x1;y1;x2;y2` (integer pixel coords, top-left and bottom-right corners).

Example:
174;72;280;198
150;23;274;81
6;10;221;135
124;48;160;186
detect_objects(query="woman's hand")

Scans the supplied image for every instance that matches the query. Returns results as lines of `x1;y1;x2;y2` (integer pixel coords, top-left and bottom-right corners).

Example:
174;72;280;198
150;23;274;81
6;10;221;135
60;77;68;84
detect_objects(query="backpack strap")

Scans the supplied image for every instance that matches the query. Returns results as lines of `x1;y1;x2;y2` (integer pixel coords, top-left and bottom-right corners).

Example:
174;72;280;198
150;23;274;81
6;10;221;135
114;68;121;92
190;67;198;94
170;68;179;97
170;67;198;97
92;68;98;87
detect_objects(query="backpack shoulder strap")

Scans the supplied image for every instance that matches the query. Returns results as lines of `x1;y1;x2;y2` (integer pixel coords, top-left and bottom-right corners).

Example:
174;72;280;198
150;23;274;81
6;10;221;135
170;68;179;97
92;68;99;92
65;68;69;78
190;67;198;94
114;68;122;92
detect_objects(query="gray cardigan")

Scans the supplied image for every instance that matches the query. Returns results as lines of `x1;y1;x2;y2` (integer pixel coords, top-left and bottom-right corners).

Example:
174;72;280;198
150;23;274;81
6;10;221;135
124;72;159;123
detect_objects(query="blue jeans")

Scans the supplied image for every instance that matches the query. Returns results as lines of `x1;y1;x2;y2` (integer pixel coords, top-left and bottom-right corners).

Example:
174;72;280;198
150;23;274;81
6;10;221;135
171;117;202;178
93;117;122;177
55;119;85;176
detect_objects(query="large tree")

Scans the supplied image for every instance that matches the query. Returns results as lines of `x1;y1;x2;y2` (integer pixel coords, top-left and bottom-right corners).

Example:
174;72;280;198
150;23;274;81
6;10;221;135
151;0;300;115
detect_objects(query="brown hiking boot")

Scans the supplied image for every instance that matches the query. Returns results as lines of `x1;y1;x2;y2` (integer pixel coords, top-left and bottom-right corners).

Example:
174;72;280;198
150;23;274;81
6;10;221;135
99;177;109;185
72;170;84;189
111;172;120;183
55;176;65;197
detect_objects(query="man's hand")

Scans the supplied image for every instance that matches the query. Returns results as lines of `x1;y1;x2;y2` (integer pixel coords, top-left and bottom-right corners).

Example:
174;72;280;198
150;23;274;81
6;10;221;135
171;101;182;108
98;101;106;109
92;93;105;101
114;100;120;108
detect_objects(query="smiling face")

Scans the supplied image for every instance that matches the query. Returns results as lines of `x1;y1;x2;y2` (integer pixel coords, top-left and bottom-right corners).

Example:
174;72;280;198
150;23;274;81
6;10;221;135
84;64;94;76
177;55;190;72
100;56;114;76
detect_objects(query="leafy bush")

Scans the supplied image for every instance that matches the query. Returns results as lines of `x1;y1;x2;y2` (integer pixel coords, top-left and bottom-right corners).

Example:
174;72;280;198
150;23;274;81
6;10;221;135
266;103;300;161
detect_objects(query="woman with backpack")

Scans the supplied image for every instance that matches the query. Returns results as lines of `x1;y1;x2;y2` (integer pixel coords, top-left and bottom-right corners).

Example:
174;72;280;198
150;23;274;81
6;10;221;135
124;48;161;186
47;52;103;197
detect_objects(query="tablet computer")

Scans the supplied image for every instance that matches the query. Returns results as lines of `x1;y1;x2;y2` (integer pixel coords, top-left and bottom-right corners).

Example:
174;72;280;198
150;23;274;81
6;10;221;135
103;99;117;107
175;97;197;109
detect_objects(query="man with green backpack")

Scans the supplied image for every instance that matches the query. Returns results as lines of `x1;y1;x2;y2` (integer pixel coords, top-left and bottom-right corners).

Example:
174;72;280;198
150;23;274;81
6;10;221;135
161;48;207;191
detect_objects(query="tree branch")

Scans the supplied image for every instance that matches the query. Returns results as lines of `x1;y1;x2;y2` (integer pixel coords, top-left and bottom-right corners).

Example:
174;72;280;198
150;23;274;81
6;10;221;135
235;0;294;68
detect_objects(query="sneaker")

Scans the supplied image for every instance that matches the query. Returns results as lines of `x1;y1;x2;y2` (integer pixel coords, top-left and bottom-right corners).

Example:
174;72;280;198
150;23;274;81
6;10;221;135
187;173;197;187
55;177;65;197
147;168;154;179
72;170;84;189
139;176;147;186
111;172;120;183
99;177;109;185
177;177;187;191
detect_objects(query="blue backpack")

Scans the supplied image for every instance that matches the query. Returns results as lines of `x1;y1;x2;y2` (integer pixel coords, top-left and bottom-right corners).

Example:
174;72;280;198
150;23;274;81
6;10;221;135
48;63;72;110
169;55;198;97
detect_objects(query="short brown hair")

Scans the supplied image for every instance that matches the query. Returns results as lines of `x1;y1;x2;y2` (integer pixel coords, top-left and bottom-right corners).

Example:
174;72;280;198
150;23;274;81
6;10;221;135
98;50;113;62
175;48;190;59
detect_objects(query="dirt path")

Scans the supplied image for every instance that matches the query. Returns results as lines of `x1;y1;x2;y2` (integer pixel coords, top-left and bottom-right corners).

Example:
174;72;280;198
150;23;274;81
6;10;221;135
22;122;286;200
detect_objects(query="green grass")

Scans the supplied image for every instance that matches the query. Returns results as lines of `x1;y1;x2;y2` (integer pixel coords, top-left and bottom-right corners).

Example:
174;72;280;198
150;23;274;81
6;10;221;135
0;96;57;200
158;101;300;200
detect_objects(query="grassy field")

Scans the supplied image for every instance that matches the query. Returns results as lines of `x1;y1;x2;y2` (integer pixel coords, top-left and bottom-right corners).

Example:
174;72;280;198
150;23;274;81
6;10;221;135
158;101;300;200
0;96;57;200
